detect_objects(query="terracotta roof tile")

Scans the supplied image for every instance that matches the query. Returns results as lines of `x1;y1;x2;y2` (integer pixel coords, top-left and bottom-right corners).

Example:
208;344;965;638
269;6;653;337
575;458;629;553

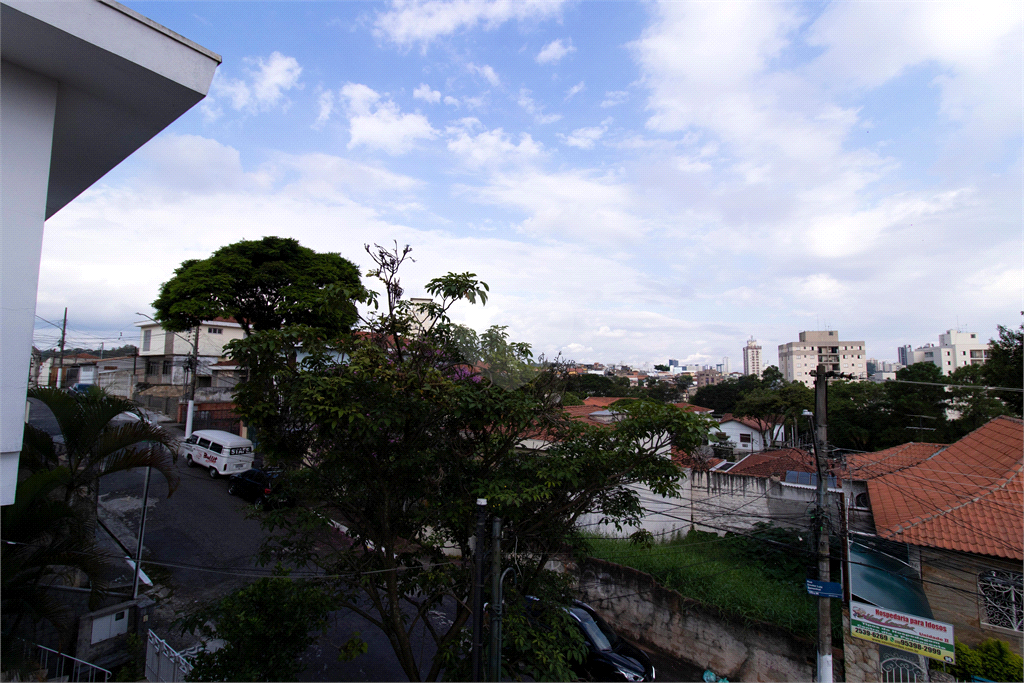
671;402;714;414
845;443;946;479
719;413;776;432
583;396;636;407
727;448;817;478
867;415;1023;560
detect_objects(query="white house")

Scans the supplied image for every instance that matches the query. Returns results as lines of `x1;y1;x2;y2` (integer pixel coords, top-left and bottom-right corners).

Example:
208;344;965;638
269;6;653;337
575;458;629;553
905;330;991;377
716;413;784;453
1;0;219;505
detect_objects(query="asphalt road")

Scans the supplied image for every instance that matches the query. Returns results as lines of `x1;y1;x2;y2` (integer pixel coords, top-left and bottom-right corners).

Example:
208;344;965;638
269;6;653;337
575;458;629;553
26;398;705;681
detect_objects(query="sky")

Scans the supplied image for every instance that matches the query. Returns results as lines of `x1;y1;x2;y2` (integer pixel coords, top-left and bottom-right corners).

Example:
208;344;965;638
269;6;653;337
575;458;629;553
34;0;1022;369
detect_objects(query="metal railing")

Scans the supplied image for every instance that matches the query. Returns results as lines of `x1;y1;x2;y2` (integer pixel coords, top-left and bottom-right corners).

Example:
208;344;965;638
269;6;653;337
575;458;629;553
18;641;112;682
145;629;193;683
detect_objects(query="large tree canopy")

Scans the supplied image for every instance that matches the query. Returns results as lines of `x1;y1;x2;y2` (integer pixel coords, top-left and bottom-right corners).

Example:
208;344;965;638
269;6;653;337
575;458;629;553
227;244;717;681
152;236;364;335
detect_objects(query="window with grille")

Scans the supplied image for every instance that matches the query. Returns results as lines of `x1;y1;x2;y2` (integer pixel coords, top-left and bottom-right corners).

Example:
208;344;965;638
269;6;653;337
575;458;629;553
162;359;172;375
979;569;1023;631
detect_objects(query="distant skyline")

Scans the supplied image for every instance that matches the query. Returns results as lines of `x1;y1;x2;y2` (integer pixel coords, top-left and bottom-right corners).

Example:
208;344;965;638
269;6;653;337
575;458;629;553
34;1;1022;369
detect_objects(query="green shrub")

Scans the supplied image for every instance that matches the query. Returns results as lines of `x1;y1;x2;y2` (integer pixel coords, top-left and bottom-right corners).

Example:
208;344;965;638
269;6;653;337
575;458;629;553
940;639;1023;682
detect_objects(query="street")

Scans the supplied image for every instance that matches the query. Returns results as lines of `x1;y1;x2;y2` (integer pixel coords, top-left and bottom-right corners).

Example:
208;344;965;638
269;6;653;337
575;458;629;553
27;398;704;681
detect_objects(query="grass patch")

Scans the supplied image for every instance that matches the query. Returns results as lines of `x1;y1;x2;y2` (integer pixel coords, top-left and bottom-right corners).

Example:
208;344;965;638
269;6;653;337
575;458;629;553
583;527;843;641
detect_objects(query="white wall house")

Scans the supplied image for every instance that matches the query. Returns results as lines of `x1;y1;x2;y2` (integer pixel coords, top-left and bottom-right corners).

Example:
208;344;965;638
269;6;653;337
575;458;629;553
716;415;784;453
906;330;991;377
137;319;244;388
1;0;219;505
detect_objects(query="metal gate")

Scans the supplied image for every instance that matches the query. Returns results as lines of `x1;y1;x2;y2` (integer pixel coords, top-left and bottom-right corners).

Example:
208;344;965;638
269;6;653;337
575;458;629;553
879;645;929;682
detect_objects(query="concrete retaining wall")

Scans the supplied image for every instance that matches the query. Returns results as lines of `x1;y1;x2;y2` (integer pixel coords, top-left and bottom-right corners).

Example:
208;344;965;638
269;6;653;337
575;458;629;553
578;557;841;682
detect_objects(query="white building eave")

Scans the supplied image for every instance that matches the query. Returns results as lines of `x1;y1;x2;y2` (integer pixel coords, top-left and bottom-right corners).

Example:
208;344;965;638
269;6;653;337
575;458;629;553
1;0;222;218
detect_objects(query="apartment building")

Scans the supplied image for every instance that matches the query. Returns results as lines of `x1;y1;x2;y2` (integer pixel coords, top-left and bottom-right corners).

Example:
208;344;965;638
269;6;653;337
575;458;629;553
778;330;867;387
742;337;762;378
905;330;991;377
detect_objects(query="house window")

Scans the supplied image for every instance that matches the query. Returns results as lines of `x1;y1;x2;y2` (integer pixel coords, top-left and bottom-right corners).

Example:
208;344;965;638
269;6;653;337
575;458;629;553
739;433;751;444
162;359;172;375
142;329;151;352
146;360;159;376
207;327;223;334
979;569;1023;631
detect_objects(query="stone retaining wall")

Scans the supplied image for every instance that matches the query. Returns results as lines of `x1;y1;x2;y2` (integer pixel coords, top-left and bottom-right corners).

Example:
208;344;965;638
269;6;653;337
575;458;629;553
579;558;843;682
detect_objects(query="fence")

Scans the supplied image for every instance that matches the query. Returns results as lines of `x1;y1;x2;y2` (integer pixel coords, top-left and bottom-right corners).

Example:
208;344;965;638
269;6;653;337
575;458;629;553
145;630;193;683
10;639;111;682
138;394;181;418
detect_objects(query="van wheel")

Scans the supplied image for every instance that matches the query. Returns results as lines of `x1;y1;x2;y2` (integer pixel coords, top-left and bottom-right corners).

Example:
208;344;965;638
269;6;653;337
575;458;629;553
186;454;195;468
209;467;218;479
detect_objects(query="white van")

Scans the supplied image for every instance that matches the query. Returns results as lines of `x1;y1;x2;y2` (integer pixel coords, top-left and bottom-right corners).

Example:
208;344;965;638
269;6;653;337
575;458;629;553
182;429;254;478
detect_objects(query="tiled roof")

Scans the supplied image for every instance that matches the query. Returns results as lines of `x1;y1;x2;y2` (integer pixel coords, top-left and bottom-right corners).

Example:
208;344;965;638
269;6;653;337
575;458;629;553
671;402;714;414
719;413;775;431
728;448;817;478
671;446;724;470
867;415;1023;560
583;396;636;407
845;442;945;480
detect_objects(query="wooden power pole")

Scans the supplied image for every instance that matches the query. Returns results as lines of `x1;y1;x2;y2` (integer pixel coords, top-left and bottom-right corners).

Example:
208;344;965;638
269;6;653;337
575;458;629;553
57;307;67;388
812;363;832;683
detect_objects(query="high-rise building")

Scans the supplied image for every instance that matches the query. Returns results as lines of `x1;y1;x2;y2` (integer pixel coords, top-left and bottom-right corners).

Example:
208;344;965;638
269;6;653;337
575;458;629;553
742;337;762;378
668;359;679;367
778;330;867;388
897;345;913;367
905;330;991;377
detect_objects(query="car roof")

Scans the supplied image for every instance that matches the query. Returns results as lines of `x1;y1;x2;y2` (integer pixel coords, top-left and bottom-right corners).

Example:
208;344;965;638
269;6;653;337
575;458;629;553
191;430;252;447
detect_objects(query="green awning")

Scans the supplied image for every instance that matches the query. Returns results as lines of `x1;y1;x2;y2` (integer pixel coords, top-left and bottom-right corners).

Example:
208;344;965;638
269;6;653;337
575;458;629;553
849;538;933;618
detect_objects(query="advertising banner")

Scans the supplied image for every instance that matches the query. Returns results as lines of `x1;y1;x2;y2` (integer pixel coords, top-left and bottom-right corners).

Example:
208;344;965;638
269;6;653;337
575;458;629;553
850;600;955;663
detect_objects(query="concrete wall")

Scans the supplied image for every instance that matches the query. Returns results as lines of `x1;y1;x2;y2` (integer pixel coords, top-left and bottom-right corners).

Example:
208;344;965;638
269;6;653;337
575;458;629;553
920;548;1023;657
578;558;835;682
75;597;155;669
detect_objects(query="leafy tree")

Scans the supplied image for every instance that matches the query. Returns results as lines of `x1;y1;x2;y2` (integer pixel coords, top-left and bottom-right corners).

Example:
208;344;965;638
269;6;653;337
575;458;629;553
734;383;813;449
826;380;892;451
944;364;1011;441
691;374;761;414
983;324;1023;416
560;391;584;406
653;364;669;372
228;244;717;681
153;236;364;335
760;365;784;389
675;373;694;393
879;363;949;446
564;372;629;397
177;572;339;682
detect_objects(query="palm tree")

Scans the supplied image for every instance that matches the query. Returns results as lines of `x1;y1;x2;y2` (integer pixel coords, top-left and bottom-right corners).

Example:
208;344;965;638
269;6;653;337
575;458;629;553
20;387;179;518
1;468;107;660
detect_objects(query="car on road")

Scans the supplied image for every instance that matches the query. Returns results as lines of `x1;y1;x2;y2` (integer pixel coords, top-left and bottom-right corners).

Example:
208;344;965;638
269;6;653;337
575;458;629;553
226;468;290;509
182;429;254;478
524;597;655;681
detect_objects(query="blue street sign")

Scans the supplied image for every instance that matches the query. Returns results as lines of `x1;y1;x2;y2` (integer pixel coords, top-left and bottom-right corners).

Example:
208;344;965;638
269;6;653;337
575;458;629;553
806;579;843;599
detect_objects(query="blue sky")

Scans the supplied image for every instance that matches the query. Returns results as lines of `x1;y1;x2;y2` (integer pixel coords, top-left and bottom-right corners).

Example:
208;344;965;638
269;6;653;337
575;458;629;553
35;0;1022;369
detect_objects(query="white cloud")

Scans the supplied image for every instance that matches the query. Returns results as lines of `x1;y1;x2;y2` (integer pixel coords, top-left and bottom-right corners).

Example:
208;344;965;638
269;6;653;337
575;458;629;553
413;83;442;103
467;62;500;86
600;90;628;108
443;95;461;107
560;125;606;149
312;90;334;129
536;38;575;64
517;88;562;124
212;52;303;113
374;0;567;48
446;124;544;168
564;81;585;101
341;83;438;154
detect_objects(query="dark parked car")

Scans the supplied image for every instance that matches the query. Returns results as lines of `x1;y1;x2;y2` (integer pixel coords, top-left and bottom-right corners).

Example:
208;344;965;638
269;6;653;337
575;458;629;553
524;597;655;681
226;468;290;509
568;600;654;682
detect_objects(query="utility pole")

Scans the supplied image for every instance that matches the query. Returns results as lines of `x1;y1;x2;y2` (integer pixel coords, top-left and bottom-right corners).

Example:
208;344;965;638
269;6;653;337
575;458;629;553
185;326;200;437
471;498;488;682
488;517;503;682
57;307;67;388
809;363;853;682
